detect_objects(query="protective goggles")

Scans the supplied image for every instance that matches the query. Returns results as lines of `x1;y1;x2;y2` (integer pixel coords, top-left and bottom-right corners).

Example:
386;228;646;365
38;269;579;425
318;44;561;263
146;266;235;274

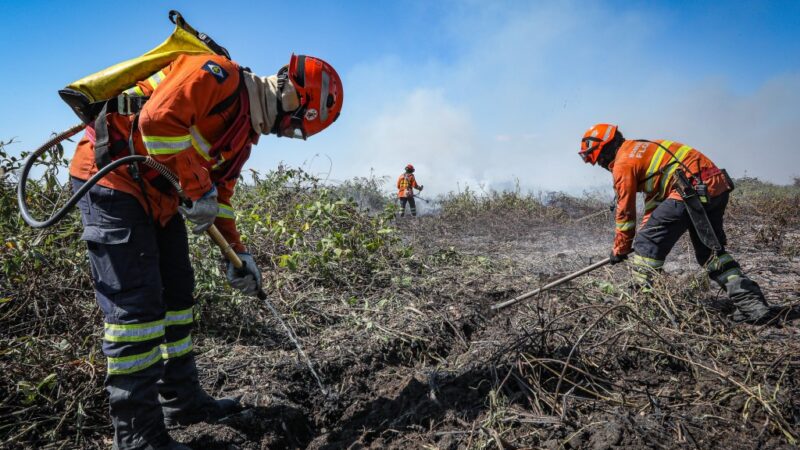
579;137;603;162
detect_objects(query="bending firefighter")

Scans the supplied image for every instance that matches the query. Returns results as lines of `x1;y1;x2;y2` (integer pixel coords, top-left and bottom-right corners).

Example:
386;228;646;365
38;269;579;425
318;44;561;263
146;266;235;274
397;164;423;216
69;54;343;449
579;123;781;324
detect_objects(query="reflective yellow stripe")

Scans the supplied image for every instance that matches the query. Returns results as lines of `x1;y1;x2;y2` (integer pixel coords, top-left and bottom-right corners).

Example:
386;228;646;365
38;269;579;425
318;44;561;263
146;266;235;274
142;134;192;155
718;253;734;265
165;307;193;327
147;70;166;90
718;268;743;282
644;140;672;193
107;346;162;375
659;145;693;198
615;220;635;231
644;198;661;212
161;335;193;359
212;156;226;170
104;320;165;343
122;85;145;97
217;203;234;219
189;126;212;161
632;270;651;283
708;253;735;271
631;254;664;269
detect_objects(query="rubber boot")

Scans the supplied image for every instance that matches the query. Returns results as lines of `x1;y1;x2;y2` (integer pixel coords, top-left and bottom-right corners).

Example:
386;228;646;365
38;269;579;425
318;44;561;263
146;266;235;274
109;364;190;450
726;277;774;324
160;353;240;427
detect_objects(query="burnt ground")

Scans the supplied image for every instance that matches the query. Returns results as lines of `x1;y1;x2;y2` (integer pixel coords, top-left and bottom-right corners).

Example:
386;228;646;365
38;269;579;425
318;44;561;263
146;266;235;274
171;211;800;450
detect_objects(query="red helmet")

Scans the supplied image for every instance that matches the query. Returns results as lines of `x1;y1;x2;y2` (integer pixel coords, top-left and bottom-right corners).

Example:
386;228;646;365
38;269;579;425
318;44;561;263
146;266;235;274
579;123;618;165
405;164;415;172
278;54;344;140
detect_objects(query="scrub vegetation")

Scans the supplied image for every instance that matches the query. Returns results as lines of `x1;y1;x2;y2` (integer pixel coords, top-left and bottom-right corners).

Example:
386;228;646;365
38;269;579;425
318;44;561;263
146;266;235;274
1;145;799;449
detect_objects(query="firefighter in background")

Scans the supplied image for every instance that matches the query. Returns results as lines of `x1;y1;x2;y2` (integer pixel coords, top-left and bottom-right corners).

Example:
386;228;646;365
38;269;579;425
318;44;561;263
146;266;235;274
579;123;780;324
397;164;423;217
69;54;342;450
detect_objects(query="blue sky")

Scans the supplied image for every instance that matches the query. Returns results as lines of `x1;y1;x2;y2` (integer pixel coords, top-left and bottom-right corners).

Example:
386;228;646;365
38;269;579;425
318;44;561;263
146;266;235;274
2;0;799;194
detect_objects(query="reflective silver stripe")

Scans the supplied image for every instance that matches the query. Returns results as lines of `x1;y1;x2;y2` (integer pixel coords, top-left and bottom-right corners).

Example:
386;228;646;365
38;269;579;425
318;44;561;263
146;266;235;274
161;336;193;359
708;253;735;271
122;85;145;97
659;145;693;198
320;71;330;122
631;254;664;269
189;126;212;161
645;140;673;194
718;253;734;265
217;203;234;219
632;270;651;282
147;70;165;90
212;155;226;170
717;268;743;283
165;307;193;327
602;125;614;141
104;321;165;343
644;198;661;212
107;346;162;375
142;134;192;155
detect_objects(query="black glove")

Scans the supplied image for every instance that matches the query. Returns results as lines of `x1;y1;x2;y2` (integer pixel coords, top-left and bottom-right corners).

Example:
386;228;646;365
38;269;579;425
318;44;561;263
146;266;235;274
226;253;262;296
609;252;628;265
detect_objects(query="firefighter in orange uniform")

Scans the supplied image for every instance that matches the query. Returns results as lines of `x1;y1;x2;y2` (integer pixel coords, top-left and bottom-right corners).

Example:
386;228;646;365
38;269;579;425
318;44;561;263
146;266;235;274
70;54;342;450
397;164;423;216
579;123;780;324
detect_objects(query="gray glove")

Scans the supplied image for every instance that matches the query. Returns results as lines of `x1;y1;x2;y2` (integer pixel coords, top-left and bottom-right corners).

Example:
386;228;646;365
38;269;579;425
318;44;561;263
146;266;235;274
179;186;219;234
226;253;262;296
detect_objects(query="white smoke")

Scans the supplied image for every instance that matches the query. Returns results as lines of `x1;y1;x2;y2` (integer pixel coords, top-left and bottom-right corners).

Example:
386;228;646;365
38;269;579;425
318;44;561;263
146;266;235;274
248;1;800;195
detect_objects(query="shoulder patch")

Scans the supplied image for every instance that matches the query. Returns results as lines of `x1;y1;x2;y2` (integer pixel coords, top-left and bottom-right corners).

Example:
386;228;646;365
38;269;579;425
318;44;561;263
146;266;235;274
203;60;229;83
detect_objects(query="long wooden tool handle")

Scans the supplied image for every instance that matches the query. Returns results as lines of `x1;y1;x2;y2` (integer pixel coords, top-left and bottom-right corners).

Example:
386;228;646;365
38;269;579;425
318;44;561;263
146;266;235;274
491;257;612;311
206;225;243;269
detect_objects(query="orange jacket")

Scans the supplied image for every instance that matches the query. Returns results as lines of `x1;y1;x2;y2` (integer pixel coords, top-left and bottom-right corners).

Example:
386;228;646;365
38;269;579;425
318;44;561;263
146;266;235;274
69;54;255;252
397;173;419;198
611;139;731;255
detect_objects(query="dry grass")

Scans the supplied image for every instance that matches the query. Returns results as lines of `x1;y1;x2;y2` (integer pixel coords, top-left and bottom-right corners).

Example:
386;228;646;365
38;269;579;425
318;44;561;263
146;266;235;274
2;159;798;449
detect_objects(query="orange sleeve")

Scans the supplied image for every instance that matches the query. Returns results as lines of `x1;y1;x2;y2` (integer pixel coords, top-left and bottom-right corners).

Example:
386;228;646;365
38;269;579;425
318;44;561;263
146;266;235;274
213;177;245;253
137;59;232;201
612;164;638;255
397;176;403;189
411;175;420;189
122;65;174;97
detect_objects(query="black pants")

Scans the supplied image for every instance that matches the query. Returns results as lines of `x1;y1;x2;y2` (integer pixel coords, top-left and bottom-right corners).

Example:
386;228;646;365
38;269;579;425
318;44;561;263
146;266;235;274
400;196;417;216
73;178;199;449
631;191;742;286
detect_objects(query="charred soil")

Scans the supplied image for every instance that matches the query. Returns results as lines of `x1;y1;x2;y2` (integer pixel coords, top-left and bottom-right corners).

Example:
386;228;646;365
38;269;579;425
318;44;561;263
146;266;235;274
2;171;799;449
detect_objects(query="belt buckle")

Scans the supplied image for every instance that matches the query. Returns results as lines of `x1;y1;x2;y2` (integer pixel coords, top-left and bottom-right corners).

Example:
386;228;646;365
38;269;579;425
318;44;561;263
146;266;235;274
117;93;132;115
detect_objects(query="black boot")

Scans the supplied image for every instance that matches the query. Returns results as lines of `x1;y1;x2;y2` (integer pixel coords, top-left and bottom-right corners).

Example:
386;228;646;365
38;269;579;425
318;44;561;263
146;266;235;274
159;353;241;427
113;437;192;450
109;364;191;450
163;391;241;427
726;277;774;324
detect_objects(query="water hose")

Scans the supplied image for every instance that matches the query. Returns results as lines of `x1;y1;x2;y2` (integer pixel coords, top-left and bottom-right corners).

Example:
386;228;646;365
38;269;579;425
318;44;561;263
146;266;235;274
17;125;330;396
16;123;190;228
